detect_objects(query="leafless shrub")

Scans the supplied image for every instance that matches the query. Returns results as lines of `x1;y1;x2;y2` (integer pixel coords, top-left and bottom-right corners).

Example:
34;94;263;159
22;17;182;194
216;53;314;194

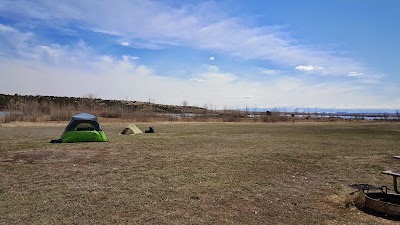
133;110;156;122
5;100;24;123
100;110;122;118
50;109;74;122
263;110;289;123
221;110;242;122
4;112;23;123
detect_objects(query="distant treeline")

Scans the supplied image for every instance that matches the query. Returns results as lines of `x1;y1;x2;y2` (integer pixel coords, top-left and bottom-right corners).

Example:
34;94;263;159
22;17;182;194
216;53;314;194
3;93;395;123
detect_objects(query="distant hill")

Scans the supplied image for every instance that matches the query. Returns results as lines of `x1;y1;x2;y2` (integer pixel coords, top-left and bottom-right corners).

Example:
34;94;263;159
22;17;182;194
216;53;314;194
0;93;205;114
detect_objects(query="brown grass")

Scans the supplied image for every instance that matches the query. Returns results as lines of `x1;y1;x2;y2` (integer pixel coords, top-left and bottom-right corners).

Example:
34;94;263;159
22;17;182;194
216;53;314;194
1;122;400;224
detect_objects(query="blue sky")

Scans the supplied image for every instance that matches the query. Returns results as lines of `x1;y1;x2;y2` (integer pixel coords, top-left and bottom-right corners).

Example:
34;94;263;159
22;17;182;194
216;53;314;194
0;0;399;109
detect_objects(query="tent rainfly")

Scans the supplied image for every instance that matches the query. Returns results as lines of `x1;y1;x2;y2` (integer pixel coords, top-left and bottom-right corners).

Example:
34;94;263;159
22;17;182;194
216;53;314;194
59;113;109;143
120;124;143;135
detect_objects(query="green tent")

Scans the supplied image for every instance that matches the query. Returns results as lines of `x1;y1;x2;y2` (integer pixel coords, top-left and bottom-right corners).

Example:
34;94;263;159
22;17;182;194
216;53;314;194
60;113;109;143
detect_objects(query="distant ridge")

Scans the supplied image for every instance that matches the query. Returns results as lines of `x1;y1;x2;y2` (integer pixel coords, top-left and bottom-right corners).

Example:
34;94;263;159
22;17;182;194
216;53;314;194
248;107;399;114
0;93;205;114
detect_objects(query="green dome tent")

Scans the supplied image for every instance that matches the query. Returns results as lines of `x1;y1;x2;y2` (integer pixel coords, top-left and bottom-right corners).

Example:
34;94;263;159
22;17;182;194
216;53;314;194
59;113;109;143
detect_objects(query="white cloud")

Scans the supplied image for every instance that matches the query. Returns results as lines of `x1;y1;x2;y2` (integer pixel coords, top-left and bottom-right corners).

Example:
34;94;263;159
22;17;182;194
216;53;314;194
205;65;220;72
0;23;34;56
348;72;363;77
121;41;130;46
262;69;283;75
0;0;370;77
190;77;203;82
0;51;397;109
295;65;325;72
358;74;384;84
209;56;215;61
93;29;121;36
347;72;384;84
202;72;236;82
0;23;17;32
197;65;237;83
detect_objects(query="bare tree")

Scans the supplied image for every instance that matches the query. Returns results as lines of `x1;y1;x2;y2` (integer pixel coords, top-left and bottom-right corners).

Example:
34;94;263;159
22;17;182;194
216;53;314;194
244;105;250;118
83;93;97;99
182;100;188;117
148;98;155;104
203;103;209;119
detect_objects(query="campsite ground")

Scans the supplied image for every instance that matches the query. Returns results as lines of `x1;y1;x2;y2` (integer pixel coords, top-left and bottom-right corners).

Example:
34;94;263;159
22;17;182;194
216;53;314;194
1;121;400;224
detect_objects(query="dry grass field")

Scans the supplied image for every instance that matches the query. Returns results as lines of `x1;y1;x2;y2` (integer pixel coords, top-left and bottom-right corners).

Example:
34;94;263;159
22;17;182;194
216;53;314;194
1;121;400;224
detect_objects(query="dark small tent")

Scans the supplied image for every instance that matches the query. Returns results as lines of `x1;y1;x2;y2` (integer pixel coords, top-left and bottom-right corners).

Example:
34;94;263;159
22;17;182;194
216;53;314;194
59;113;109;143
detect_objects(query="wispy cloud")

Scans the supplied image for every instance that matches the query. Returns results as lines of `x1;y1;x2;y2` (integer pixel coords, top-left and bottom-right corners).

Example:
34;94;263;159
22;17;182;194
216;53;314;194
0;1;394;108
0;23;34;56
0;45;396;108
0;0;372;77
261;69;284;75
348;71;363;77
121;41;130;46
295;65;325;72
